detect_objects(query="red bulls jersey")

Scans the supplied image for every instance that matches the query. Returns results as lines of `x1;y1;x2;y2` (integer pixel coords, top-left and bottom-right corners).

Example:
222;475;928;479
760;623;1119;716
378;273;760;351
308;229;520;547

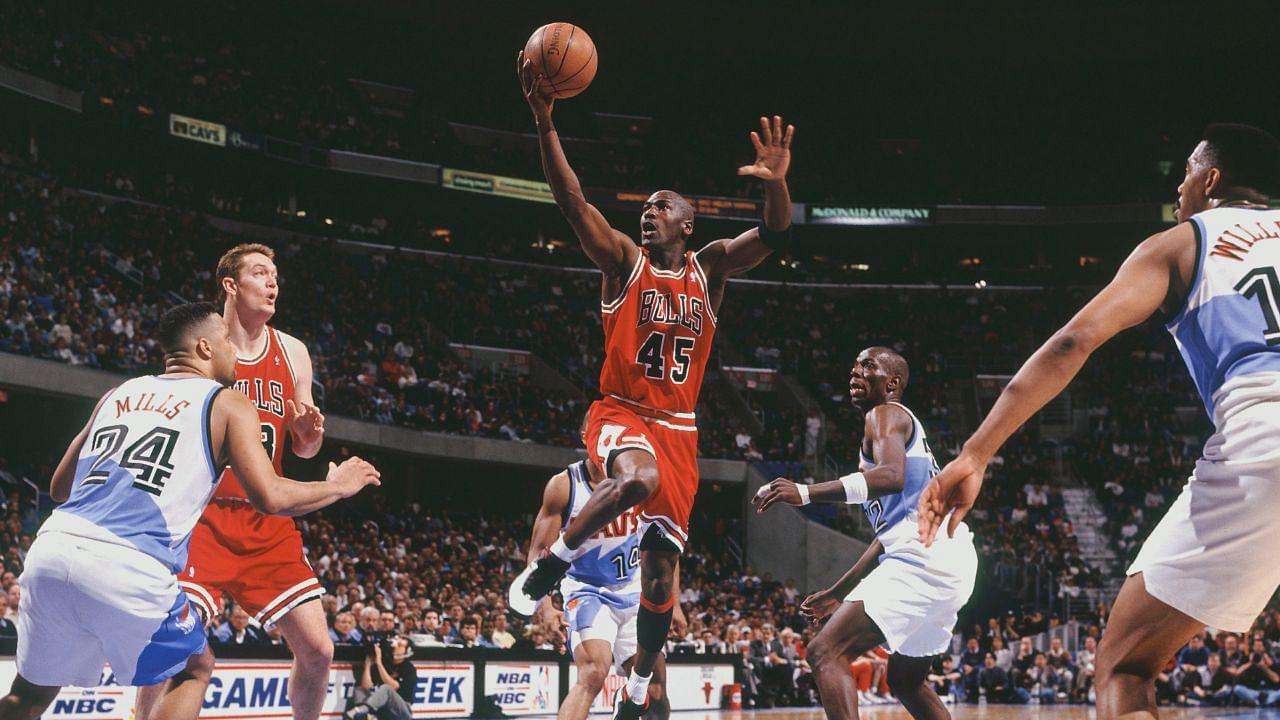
599;249;716;418
213;327;297;500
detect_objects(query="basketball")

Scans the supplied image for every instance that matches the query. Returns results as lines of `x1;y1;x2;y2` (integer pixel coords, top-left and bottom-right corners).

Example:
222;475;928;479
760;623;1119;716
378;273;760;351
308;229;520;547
522;22;597;99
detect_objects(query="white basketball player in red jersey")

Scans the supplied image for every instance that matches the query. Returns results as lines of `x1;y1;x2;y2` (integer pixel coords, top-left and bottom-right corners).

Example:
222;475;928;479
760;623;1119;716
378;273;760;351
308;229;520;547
136;243;333;720
512;56;794;720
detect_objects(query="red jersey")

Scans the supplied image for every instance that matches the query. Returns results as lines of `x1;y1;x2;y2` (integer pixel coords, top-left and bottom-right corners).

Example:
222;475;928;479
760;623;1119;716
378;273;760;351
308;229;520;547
599;249;716;418
213;326;297;500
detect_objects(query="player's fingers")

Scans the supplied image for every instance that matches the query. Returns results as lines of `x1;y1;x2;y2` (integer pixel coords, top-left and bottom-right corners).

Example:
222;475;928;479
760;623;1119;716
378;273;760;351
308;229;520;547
749;130;765;153
759;116;772;145
947;506;968;539
773;115;783;144
783;124;795;148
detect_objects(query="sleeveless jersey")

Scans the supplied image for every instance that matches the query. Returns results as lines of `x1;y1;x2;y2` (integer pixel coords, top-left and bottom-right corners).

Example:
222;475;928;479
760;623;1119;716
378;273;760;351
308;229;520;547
859;402;940;548
41;375;224;572
1169;207;1280;422
599;249;716;418
213;327;297;500
560;461;643;599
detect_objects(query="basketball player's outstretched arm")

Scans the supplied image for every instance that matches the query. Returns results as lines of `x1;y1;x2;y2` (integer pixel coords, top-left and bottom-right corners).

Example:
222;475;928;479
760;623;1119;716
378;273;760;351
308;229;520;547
518;53;637;280
215;389;380;515
752;405;913;511
918;223;1193;545
697;116;795;281
527;470;571;565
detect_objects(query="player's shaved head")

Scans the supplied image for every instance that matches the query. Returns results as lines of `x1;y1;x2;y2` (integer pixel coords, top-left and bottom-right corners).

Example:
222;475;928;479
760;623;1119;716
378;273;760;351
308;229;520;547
158;302;222;354
651;190;695;223
868;346;910;392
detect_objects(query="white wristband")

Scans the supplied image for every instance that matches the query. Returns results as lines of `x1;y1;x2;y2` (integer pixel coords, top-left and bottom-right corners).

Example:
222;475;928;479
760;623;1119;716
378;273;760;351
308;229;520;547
796;483;811;506
839;472;869;505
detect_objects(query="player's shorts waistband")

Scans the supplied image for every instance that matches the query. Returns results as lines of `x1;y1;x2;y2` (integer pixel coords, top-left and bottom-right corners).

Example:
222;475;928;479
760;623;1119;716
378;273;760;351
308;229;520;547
603;395;697;424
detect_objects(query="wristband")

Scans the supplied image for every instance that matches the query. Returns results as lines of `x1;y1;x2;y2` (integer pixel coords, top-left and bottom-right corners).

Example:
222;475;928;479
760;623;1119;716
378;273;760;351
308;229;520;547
796;483;811;506
839;472;869;505
757;222;793;252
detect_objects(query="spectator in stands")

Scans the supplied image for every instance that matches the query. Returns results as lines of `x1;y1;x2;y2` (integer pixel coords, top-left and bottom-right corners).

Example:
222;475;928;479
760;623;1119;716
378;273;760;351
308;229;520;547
213;606;267;646
5;584;19;623
1188;652;1235;706
358;606;382;644
455;617;481;649
928;656;962;704
331;612;362;645
959;636;984;702
1026;653;1066;704
1233;637;1280;706
979;652;1028;704
488;613;516;649
1074;635;1098;701
0;593;14;639
1046;636;1076;689
346;636;417;720
1171;633;1211;692
990;635;1013;671
1011;636;1036;690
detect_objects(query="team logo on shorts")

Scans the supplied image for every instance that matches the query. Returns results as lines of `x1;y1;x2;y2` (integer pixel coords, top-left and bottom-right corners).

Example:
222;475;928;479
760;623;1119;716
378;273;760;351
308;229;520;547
176;602;198;633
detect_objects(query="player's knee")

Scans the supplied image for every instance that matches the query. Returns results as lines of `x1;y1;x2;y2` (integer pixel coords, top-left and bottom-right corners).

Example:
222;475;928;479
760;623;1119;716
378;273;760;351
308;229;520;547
293;631;335;668
614;459;658;504
186;646;217;681
578;663;609;694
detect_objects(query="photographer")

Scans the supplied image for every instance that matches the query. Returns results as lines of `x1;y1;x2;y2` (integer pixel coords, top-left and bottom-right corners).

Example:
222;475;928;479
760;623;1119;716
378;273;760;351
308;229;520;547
344;636;418;720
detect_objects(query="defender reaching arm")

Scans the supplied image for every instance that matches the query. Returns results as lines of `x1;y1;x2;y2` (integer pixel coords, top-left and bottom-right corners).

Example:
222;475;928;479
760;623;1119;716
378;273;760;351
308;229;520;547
918;223;1193;544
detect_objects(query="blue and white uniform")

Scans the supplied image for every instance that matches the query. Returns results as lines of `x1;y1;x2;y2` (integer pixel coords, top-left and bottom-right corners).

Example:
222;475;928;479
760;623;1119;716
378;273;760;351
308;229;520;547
560;461;644;670
1130;207;1280;631
19;375;222;687
845;402;977;657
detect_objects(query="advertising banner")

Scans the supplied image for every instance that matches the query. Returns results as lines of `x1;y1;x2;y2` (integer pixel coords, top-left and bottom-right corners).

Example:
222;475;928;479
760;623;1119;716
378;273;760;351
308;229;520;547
0;659;473;719
806;204;933;226
595;190;763;222
570;662;734;713
482;661;559;715
441;168;554;204
169;113;227;147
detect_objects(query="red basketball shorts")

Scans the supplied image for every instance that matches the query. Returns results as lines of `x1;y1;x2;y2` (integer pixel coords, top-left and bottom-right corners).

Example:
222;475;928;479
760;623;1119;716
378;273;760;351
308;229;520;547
583;397;699;552
179;500;323;627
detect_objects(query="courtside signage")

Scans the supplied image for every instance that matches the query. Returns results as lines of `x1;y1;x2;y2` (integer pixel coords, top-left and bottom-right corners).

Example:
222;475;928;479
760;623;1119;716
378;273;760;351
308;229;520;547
807;205;933;226
441;168;555;204
169;113;227;147
483;662;559;715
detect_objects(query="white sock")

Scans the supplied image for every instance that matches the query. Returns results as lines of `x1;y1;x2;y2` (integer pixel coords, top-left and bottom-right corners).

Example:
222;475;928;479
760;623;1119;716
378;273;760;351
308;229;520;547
625;669;652;705
548;536;579;562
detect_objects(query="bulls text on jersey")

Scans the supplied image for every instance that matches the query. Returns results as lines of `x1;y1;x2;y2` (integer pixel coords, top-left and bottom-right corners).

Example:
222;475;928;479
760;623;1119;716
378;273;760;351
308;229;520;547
636;290;706;336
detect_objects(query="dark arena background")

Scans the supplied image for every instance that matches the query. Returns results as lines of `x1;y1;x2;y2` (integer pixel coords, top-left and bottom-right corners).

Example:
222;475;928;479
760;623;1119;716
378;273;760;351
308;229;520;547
1;1;1279;718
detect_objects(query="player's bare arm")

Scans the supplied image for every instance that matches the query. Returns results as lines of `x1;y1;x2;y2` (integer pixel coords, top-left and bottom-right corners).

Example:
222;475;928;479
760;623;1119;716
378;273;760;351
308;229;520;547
518;52;638;289
527;470;571;565
697;116;795;303
752;404;912;512
213;389;379;516
918;222;1196;545
800;538;885;624
279;331;324;459
49;392;112;502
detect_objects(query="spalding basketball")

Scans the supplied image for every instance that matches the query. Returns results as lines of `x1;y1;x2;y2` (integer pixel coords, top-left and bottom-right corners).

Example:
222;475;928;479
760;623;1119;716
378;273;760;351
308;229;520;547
523;23;598;99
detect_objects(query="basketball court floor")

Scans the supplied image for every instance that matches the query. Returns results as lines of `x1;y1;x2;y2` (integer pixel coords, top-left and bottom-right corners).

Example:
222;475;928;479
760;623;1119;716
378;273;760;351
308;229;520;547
670;706;1280;718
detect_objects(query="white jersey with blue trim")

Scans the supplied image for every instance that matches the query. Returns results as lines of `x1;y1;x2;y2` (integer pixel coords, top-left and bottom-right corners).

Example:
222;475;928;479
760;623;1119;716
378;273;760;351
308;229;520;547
559;461;643;606
859;402;940;551
39;375;224;573
1169;207;1280;425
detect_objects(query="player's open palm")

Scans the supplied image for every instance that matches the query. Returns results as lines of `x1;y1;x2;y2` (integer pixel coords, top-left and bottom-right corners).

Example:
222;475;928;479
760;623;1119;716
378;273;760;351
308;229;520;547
327;457;382;497
917;453;986;547
738;115;794;181
286;399;325;446
800;588;840;626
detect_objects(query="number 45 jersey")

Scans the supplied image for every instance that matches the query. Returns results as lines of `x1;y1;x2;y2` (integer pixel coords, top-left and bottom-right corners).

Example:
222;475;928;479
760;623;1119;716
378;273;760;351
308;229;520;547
1171;207;1280;424
41;375;224;573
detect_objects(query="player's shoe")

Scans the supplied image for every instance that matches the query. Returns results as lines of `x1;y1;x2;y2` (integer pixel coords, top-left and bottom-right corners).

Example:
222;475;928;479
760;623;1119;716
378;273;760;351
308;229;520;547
507;551;570;618
610;685;649;720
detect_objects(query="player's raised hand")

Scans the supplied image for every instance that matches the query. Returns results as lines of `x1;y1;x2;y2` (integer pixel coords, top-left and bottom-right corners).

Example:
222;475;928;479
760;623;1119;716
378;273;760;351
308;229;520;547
917;452;986;547
738;115;794;181
327;456;381;497
517;51;555;121
799;588;840;626
286;399;325;446
751;477;806;513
